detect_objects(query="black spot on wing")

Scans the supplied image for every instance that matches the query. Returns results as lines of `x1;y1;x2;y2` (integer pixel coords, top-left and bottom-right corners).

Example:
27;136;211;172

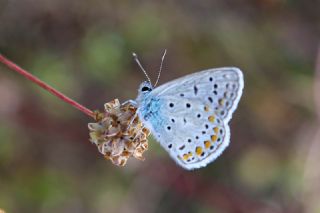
179;145;186;150
193;85;198;95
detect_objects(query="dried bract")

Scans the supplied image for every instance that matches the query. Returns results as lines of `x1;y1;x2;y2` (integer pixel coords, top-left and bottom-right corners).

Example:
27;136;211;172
88;99;150;166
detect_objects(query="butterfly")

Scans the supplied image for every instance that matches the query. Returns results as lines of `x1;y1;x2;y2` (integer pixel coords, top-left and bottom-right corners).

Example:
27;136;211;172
128;52;244;170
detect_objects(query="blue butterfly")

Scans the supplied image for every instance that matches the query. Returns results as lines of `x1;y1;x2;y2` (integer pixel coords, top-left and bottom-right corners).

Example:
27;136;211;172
130;51;244;170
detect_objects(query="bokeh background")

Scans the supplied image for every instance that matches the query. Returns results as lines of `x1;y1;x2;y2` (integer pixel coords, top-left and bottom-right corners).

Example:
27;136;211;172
1;0;320;212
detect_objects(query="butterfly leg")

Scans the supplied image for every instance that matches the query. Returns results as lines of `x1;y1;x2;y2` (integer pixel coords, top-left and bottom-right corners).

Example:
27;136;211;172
121;99;140;130
122;99;138;107
129;112;148;141
122;100;147;140
126;112;138;131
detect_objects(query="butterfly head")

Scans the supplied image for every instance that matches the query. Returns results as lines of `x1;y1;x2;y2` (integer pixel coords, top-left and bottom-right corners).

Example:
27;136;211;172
136;81;153;103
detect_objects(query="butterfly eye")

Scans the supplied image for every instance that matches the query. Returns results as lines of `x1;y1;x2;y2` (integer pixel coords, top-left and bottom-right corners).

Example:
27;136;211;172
141;86;151;92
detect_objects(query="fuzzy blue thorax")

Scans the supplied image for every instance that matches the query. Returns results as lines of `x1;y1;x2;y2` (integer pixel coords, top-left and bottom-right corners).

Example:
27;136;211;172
136;81;164;133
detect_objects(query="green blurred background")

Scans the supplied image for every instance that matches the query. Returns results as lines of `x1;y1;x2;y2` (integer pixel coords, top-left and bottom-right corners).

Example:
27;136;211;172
0;0;319;212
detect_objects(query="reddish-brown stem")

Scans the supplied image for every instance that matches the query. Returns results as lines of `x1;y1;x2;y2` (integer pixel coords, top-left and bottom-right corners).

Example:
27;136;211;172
0;54;94;118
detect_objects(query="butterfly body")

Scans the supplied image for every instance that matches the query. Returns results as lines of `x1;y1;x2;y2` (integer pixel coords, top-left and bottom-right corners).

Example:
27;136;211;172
134;67;244;170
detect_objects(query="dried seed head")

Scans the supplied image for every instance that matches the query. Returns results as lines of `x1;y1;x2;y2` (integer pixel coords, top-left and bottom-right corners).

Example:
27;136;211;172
88;99;150;166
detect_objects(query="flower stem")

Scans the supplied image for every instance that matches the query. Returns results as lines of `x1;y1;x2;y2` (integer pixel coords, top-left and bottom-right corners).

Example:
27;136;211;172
0;54;94;118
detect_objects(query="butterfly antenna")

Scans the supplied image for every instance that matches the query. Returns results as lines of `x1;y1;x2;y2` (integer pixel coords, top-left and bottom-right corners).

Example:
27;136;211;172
132;52;152;85
154;49;167;87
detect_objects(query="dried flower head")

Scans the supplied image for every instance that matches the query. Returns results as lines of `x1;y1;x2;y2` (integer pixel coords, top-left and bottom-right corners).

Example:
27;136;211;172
88;99;150;166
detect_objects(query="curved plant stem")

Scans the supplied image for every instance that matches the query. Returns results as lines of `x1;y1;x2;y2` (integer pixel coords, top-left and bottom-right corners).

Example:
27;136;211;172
0;54;94;118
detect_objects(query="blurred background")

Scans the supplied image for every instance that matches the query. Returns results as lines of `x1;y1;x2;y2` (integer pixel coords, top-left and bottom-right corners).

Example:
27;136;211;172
0;0;320;212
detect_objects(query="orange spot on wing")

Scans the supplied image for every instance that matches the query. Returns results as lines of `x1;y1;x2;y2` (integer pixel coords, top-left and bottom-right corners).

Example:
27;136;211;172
183;154;189;160
213;127;219;134
219;98;225;105
204;140;211;149
196;146;203;156
211;135;218;142
208;115;215;123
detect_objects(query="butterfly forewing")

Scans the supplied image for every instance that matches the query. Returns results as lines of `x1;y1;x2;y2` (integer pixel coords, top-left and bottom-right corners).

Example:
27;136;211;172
137;67;244;170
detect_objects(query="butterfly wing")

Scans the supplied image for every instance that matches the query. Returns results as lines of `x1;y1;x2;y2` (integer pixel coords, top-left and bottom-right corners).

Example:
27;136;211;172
137;67;244;170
